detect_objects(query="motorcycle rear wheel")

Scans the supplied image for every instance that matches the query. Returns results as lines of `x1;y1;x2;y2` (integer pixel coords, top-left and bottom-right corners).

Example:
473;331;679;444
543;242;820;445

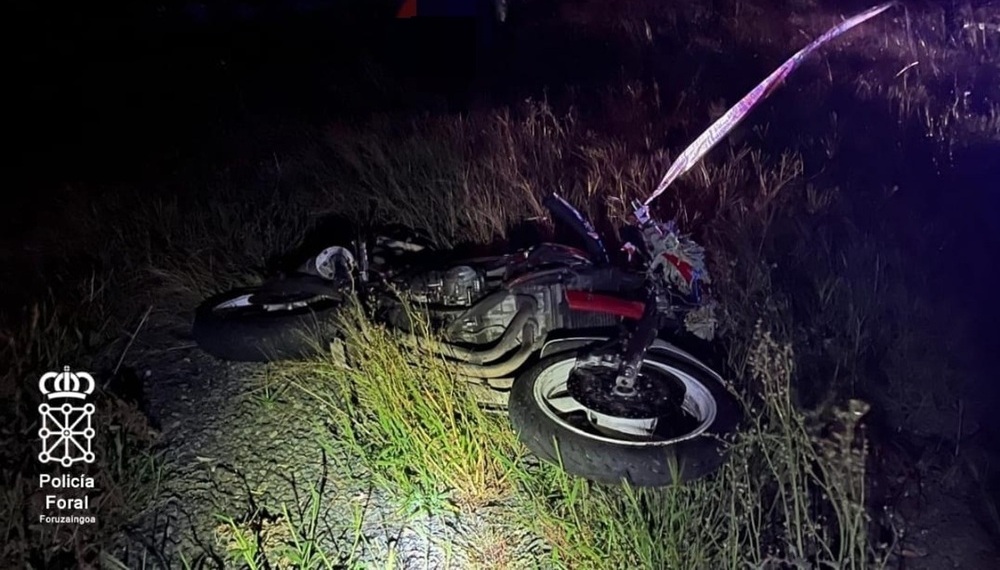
192;280;343;362
508;346;742;486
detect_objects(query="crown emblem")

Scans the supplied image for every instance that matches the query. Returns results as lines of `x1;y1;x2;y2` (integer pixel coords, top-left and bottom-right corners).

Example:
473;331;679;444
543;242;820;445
39;366;95;400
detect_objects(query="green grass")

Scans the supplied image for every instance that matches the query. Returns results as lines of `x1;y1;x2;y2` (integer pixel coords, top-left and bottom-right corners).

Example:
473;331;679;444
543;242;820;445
263;308;882;568
278;300;524;514
213;481;371;570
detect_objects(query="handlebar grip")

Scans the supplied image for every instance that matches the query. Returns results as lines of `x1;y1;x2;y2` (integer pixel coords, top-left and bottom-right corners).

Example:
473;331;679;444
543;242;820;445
543;193;610;265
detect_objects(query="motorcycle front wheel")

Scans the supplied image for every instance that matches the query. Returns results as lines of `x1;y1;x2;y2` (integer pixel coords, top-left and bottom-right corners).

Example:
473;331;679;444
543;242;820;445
508;345;743;486
192;278;344;362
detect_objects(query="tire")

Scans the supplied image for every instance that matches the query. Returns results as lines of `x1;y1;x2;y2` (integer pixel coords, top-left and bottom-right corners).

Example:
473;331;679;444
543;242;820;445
192;280;344;362
508;345;743;486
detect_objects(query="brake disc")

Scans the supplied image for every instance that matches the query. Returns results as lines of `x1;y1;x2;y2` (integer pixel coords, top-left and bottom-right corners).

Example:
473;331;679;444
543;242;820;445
567;363;686;419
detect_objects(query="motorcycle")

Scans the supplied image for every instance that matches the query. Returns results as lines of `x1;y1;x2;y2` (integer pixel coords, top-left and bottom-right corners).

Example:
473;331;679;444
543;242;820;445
191;3;895;486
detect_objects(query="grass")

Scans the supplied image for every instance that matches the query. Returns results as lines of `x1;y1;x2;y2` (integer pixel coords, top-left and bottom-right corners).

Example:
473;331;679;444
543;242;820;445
277;300;524;514
5;0;998;566
511;462;727;568
265;308;881;568
213;480;371;570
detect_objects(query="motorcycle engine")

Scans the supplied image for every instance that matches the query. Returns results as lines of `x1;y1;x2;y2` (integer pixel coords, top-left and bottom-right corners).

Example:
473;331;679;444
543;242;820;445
408;265;485;307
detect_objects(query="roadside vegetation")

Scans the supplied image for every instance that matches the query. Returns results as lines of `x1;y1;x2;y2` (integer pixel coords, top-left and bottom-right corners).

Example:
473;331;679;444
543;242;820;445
4;0;998;567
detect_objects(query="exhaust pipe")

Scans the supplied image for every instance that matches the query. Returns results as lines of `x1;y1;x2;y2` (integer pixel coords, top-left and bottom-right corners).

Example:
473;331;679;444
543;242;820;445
403;295;539;377
425;295;536;365
445;320;537;378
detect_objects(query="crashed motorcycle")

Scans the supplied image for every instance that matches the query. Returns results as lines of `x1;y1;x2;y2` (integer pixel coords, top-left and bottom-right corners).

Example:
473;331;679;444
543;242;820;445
192;3;895;486
195;192;739;485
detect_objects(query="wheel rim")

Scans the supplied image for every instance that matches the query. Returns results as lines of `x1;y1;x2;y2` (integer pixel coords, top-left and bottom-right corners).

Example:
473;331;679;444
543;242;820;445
532;356;718;447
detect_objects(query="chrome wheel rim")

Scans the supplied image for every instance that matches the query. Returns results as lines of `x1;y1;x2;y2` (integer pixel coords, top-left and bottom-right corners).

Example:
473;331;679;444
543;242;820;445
532;356;718;446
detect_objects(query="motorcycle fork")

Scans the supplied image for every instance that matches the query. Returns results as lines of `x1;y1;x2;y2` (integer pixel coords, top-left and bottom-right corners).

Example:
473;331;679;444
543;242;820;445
613;299;660;396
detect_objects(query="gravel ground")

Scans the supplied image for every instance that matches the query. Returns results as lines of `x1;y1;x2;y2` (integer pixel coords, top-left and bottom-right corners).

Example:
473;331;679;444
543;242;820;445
107;319;546;569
